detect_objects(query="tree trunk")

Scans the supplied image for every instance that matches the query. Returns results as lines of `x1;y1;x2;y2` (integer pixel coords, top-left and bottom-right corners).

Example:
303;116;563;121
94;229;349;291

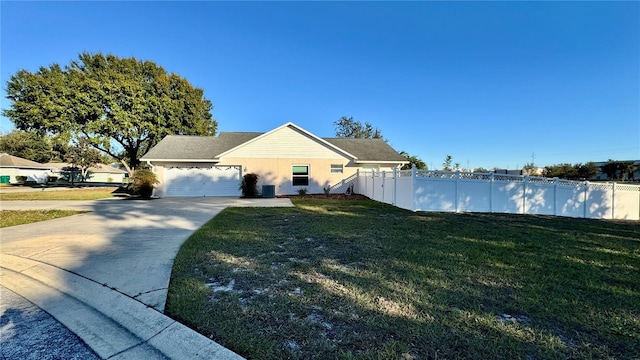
121;159;133;177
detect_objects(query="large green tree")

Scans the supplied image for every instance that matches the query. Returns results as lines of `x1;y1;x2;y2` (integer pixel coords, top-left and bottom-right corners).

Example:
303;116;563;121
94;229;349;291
3;52;216;173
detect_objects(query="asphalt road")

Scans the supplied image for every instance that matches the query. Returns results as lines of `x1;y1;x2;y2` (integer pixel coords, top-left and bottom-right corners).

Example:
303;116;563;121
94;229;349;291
0;285;100;360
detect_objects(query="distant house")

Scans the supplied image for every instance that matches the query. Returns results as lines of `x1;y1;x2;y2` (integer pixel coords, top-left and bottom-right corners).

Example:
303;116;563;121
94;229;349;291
0;153;53;184
46;162;128;183
141;122;407;197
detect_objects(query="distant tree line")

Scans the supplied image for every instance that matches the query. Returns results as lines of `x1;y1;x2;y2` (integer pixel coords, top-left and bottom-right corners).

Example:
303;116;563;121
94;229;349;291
0;130;109;183
541;162;599;180
541;160;637;181
0;130;109;165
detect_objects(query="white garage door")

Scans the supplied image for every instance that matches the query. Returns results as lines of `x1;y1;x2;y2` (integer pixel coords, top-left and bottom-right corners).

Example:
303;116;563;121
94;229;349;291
163;166;241;197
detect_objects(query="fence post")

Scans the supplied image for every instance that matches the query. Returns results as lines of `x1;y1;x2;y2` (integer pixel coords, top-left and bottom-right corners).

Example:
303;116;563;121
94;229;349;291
393;166;397;206
455;171;460;212
583;181;589;218
371;170;375;200
523;175;529;214
553;177;558;216
612;183;616;220
412;164;417;211
381;171;386;203
490;173;494;213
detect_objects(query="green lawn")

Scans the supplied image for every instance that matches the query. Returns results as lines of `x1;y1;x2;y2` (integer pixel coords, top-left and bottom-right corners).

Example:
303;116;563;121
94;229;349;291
167;199;640;360
0;187;118;201
0;210;85;227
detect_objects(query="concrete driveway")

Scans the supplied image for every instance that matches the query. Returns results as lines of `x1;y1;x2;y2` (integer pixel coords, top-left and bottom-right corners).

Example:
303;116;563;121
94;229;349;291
0;197;293;359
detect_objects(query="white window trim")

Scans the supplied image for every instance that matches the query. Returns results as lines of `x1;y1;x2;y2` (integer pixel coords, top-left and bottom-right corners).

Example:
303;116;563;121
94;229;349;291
330;164;344;173
292;164;310;186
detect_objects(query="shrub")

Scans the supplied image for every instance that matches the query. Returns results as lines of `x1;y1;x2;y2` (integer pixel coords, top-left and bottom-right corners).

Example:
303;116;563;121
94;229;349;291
47;176;58;183
240;173;259;198
297;188;308;196
323;186;331;197
131;169;159;198
15;176;27;183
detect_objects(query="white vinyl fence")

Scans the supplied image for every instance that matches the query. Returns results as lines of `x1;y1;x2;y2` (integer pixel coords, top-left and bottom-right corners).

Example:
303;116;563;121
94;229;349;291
353;167;640;220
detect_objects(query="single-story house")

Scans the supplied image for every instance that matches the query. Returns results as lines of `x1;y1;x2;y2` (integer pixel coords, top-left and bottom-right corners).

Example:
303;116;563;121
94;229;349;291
0;153;53;184
45;162;128;183
141;122;408;197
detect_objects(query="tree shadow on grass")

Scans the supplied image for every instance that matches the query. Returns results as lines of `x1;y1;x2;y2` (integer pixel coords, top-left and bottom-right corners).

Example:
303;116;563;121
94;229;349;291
166;200;640;359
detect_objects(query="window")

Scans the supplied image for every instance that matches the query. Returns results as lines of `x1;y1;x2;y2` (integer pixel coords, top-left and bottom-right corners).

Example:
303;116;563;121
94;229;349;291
330;164;343;173
292;165;309;186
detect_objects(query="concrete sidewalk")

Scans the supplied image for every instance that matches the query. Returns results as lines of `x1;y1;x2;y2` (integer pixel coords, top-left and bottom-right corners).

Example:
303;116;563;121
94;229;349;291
0;197;293;359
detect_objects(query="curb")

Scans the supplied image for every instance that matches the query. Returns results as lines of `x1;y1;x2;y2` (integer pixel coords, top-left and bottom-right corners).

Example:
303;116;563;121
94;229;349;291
0;254;244;360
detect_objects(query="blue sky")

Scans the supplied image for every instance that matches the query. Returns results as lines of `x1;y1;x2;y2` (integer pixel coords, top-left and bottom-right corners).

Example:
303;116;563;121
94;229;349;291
1;1;638;170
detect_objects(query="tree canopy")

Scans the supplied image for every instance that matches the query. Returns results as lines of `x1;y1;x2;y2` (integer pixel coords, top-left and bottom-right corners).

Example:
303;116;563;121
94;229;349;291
3;52;217;173
333;116;383;139
442;155;453;171
399;151;427;170
0;130;59;163
599;160;636;180
333;116;426;171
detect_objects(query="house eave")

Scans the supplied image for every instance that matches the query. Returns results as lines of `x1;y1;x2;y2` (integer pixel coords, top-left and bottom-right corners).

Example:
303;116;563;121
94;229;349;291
141;158;220;163
355;160;409;165
0;165;53;170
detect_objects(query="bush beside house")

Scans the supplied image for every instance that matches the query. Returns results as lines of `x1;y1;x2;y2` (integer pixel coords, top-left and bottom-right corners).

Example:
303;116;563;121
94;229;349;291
240;173;259;198
131;169;159;198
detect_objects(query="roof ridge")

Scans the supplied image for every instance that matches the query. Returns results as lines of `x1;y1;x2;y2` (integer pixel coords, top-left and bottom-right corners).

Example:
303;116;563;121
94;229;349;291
163;134;216;138
219;131;264;133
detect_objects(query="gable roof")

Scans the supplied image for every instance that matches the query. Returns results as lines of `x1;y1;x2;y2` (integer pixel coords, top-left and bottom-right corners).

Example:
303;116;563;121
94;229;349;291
0;153;53;169
141;123;407;164
216;122;358;159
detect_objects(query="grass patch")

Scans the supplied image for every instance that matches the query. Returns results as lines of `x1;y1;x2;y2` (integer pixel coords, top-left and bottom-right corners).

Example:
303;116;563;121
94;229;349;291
167;199;640;359
0;210;85;227
0;187;118;201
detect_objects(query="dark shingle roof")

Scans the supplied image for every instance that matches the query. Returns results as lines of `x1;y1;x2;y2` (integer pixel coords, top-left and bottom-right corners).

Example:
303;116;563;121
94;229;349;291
141;132;261;160
322;138;406;162
141;131;405;163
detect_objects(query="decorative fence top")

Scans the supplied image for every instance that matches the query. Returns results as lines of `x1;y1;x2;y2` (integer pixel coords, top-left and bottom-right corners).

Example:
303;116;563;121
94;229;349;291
359;169;640;192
